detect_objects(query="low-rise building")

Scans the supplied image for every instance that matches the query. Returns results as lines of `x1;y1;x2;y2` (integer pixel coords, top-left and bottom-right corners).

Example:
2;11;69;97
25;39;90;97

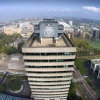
0;93;32;100
3;27;22;35
14;38;22;49
90;58;100;79
59;21;73;32
19;22;29;28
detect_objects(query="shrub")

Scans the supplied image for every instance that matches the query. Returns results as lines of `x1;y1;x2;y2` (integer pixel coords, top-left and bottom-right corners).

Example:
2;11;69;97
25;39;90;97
0;85;4;93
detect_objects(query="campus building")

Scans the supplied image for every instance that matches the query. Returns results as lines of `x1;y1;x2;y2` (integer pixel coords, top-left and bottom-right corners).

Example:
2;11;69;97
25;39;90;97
19;22;29;28
92;28;100;40
90;59;100;79
3;26;22;35
22;19;76;100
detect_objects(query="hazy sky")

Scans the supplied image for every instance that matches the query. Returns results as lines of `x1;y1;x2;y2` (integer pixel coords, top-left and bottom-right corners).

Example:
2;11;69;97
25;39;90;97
0;0;100;21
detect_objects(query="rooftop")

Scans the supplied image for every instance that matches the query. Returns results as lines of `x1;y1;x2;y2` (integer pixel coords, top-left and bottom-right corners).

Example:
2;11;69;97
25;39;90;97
8;55;25;71
91;59;100;65
23;19;75;48
23;33;75;48
0;93;32;100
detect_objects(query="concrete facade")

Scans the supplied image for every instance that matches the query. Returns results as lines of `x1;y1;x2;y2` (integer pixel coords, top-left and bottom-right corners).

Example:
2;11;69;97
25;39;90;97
22;19;76;100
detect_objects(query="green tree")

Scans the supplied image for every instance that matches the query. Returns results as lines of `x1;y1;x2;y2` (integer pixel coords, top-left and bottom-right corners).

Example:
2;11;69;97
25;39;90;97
67;82;83;100
0;85;4;93
17;43;24;53
0;33;21;54
0;46;16;54
75;96;83;100
7;46;16;54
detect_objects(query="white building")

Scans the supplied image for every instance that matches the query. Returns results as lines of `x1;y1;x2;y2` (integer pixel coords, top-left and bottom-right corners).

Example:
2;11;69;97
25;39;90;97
59;21;73;32
19;22;29;28
90;58;100;79
69;21;73;26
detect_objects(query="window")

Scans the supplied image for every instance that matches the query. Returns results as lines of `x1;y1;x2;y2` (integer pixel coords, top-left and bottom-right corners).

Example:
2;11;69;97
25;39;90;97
24;59;74;62
23;52;76;56
25;65;73;68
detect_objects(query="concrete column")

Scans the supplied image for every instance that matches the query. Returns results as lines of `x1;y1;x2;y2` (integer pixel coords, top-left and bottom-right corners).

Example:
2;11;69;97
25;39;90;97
97;70;100;79
55;39;57;44
40;37;42;43
90;61;93;69
93;64;96;73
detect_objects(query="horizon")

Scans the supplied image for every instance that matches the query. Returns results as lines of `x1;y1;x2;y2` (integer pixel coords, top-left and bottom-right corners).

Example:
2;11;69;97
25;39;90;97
0;0;100;22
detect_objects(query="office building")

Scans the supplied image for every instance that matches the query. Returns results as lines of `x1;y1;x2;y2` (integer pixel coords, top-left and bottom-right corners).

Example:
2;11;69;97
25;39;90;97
92;28;100;40
22;19;76;100
19;22;29;28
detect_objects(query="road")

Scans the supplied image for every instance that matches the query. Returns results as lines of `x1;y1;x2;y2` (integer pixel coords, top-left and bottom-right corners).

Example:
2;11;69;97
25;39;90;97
73;73;91;100
73;66;98;100
0;72;9;85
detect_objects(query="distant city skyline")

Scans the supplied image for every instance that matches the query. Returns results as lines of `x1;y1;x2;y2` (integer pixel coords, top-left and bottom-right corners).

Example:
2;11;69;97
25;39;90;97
0;0;100;21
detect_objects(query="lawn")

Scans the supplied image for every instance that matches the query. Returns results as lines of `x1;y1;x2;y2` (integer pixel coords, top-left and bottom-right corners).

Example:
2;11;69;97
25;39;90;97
85;78;92;88
89;41;100;49
0;73;3;78
75;58;87;75
7;79;22;92
85;78;100;97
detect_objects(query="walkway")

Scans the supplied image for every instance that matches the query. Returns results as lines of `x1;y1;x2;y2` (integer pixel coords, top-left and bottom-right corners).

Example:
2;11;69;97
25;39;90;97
0;72;9;85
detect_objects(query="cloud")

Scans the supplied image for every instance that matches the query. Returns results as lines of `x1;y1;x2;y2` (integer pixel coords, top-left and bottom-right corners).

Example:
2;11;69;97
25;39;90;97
51;9;70;12
83;6;100;13
61;9;70;12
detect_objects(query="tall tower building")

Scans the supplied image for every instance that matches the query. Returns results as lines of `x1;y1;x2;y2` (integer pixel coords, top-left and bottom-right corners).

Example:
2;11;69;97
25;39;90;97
22;19;76;100
93;29;100;40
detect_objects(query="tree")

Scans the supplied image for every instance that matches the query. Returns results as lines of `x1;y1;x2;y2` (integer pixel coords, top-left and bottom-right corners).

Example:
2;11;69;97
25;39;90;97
0;33;21;54
7;46;16;54
17;43;24;53
75;96;83;100
0;46;16;54
0;85;4;93
67;82;83;100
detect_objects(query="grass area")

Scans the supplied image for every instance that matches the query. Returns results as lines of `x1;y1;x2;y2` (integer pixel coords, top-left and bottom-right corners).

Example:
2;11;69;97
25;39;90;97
85;78;92;88
7;79;22;92
0;73;3;78
7;75;27;80
89;41;100;49
85;55;100;59
75;58;87;75
0;85;4;93
85;78;100;97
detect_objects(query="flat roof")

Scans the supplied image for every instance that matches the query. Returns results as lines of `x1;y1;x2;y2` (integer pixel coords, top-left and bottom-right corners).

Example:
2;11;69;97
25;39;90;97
91;59;100;65
0;93;32;100
8;55;25;71
32;37;69;47
23;33;75;48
